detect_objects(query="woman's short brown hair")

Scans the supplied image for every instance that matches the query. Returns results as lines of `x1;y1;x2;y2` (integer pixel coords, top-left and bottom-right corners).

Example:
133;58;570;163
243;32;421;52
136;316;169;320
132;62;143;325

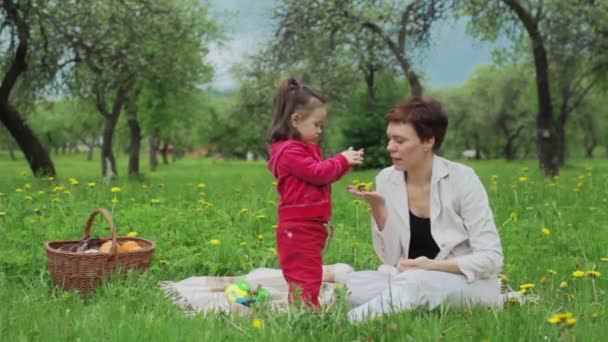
385;96;448;151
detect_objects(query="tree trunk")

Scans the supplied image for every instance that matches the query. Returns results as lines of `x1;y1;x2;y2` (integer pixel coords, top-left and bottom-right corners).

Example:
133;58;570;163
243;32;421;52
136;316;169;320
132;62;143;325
161;141;169;165
127;117;141;175
583;135;596;158
87;134;95;161
7;142;16;160
0;0;55;176
362;64;377;113
503;139;516;160
555;124;566;166
474;133;482;160
0;104;56;176
101;115;119;178
149;129;160;171
503;0;559;176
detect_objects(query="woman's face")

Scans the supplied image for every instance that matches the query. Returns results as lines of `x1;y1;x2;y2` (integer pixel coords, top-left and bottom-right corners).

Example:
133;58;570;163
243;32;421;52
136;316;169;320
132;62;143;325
386;122;434;171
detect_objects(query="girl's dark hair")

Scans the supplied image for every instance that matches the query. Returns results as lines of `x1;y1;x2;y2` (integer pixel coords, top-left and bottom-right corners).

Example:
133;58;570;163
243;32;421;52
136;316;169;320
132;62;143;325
268;78;326;143
385;96;448;151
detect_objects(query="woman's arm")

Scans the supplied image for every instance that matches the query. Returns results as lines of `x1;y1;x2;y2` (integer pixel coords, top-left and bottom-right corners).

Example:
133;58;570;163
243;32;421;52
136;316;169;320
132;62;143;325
398;257;463;275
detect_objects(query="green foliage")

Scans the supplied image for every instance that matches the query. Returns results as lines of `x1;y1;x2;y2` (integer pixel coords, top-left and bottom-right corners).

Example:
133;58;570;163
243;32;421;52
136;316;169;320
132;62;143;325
337;73;410;169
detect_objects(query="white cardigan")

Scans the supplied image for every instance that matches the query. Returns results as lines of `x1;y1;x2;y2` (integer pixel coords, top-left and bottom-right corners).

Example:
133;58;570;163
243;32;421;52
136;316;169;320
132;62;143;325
371;155;503;282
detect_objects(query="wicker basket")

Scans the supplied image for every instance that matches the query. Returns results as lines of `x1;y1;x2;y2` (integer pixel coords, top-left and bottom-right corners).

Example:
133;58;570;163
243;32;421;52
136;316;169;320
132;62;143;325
45;208;156;294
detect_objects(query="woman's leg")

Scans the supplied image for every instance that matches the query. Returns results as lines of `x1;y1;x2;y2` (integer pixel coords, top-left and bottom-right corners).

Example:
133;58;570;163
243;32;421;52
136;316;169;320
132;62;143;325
347;269;501;322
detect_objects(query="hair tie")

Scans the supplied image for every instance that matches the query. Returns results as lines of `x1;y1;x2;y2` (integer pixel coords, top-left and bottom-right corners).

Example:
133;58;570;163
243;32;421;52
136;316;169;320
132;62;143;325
288;78;302;91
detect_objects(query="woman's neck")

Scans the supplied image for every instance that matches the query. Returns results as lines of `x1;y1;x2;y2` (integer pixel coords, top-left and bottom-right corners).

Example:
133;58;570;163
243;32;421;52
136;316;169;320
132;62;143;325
405;155;434;186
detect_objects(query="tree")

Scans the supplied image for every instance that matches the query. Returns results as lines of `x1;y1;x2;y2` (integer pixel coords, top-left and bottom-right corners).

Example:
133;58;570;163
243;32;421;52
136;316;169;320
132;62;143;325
45;0;218;178
0;0;58;176
459;0;608;175
274;0;450;97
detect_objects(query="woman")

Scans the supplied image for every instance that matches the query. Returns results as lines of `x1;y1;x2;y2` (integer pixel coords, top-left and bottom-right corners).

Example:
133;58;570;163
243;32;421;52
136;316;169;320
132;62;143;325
344;96;504;321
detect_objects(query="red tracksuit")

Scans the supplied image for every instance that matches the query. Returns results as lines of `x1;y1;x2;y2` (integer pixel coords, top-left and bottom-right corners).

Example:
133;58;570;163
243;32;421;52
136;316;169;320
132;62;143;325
268;140;350;308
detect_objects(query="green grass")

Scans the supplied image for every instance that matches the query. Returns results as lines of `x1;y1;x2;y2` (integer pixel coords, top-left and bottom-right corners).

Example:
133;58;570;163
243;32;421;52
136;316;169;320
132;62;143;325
0;152;607;341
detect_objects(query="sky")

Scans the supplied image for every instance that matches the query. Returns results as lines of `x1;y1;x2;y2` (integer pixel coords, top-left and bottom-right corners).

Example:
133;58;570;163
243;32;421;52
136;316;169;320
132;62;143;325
206;0;498;91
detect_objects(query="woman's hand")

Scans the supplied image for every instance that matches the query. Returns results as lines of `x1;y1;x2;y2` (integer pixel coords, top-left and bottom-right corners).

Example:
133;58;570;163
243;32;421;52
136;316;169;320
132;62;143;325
346;185;385;207
397;257;433;272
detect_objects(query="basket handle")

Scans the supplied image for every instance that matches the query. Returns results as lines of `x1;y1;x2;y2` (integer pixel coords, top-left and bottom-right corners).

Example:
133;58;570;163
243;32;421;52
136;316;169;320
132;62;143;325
83;208;119;265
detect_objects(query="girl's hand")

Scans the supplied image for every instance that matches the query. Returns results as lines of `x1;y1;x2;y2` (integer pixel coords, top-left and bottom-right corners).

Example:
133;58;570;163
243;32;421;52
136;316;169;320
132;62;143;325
340;147;365;165
397;257;433;272
346;185;385;207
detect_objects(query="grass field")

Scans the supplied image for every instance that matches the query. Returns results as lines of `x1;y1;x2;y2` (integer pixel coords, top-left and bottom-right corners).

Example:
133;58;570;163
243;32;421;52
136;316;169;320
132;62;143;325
1;152;606;341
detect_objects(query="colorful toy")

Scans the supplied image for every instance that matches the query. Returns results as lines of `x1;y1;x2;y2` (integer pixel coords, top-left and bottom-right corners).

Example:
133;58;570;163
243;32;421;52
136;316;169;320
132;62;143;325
224;280;271;307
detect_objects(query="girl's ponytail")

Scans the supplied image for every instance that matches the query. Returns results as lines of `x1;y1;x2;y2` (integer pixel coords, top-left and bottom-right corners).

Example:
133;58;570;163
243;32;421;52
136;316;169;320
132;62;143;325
268;78;326;144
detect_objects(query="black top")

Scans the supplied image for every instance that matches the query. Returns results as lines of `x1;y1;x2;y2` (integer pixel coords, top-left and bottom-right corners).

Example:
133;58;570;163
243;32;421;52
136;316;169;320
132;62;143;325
408;211;440;259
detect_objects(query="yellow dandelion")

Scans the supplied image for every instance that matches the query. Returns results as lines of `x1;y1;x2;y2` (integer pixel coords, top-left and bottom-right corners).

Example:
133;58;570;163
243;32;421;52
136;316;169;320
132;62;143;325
252;319;264;329
240;208;248;213
127;231;138;237
257;234;264;241
559;281;568;289
333;284;345;289
566;318;576;327
518;289;528;295
548;316;561;324
69;178;79;185
15;188;23;192
210;239;220;246
518;176;528;182
519;283;535;290
601;257;608;262
151;199;161;205
197;182;206;188
541;227;551;235
586;270;601;278
24;195;33;201
24;183;31;189
47;176;55;181
52;197;61;203
500;274;509;282
572;270;585;278
111;198;119;203
0;211;6;217
88;182;96;188
111;187;121;193
52;185;64;192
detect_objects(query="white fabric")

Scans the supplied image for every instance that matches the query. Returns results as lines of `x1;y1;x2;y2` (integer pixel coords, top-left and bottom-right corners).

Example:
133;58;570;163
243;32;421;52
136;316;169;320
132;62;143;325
371;155;503;282
347;268;502;322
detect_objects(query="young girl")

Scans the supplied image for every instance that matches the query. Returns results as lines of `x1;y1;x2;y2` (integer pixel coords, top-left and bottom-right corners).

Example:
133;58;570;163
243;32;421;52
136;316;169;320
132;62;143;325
267;77;364;309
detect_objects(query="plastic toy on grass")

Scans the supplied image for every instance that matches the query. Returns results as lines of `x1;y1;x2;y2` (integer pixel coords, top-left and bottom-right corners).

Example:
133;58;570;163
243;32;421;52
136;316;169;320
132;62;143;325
224;280;271;307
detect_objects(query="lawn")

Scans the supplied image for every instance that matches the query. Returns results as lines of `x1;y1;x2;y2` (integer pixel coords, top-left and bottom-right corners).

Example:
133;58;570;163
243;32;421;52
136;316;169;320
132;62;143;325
0;152;606;341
